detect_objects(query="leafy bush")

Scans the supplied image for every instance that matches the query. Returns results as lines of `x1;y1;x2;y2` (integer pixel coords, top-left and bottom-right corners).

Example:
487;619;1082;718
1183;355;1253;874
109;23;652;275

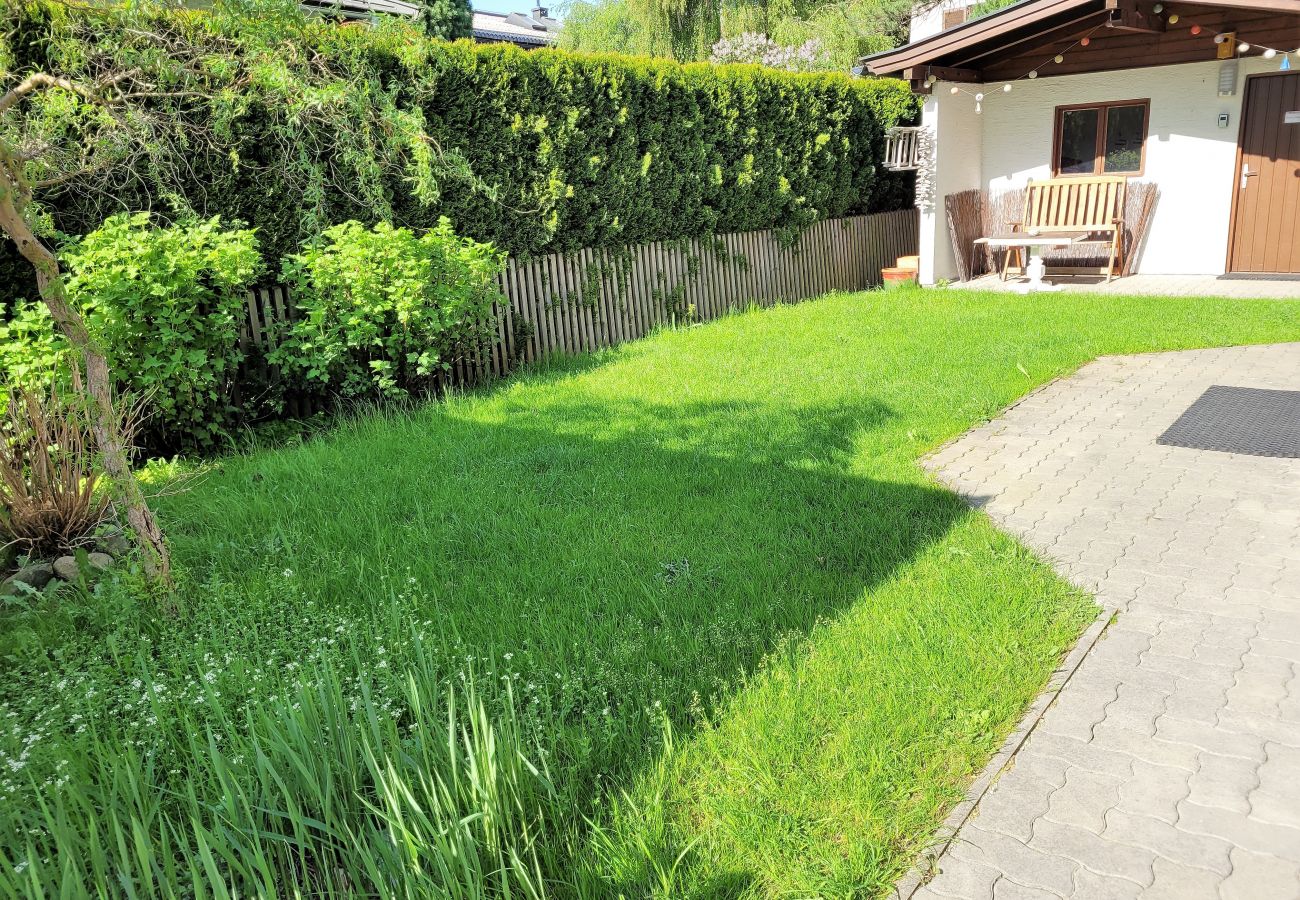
272;219;504;400
60;214;263;451
968;0;1020;20
0;302;65;392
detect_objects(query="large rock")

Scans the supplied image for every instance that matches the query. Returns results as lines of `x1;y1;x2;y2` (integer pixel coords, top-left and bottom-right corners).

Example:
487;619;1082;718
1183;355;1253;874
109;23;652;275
95;529;132;557
3;560;54;593
52;552;113;582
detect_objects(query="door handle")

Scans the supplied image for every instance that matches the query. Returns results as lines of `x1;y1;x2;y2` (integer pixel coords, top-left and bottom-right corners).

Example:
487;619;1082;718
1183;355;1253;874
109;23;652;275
1242;164;1258;189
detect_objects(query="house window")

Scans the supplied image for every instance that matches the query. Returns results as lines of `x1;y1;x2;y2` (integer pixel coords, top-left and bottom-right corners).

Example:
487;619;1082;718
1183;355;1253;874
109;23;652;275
1053;100;1149;176
942;7;968;29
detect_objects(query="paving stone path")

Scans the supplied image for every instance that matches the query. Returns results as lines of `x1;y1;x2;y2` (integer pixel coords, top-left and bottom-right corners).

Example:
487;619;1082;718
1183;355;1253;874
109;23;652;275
915;343;1300;900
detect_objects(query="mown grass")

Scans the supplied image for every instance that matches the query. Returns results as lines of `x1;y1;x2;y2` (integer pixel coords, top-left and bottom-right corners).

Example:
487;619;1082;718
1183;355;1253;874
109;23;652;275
2;287;1297;897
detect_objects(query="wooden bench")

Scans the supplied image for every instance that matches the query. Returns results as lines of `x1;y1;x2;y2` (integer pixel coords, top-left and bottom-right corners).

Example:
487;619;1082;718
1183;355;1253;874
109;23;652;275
998;175;1129;283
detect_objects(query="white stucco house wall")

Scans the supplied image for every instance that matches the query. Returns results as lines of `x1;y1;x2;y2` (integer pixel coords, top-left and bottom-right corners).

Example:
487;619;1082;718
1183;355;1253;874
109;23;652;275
910;0;981;42
864;0;1300;285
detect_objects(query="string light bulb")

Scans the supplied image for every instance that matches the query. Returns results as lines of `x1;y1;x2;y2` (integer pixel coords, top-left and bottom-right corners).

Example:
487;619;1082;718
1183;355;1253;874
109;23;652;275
1003;83;1013;92
1264;48;1278;59
1238;41;1250;53
1190;24;1201;35
1054;54;1065;63
1152;2;1163;11
1168;13;1179;23
1028;70;1039;78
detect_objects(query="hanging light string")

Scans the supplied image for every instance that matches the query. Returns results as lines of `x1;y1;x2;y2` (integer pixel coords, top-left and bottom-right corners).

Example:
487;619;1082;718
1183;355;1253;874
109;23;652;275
1218;34;1297;71
929;22;1107;113
927;6;1300;114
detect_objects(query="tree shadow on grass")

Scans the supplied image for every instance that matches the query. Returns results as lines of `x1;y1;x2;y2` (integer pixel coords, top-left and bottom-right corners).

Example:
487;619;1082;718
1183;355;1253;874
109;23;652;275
157;386;971;894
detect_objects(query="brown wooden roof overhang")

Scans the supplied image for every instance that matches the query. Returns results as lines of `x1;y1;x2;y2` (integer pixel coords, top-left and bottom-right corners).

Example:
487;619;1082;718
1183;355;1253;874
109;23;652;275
863;0;1300;90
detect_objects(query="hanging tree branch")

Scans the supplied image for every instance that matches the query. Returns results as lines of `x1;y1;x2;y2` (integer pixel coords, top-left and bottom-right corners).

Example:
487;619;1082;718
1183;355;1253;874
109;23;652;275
0;71;175;594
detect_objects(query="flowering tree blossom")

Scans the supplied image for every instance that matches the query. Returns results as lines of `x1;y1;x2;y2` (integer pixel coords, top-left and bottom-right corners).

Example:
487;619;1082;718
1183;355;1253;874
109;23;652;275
709;33;828;71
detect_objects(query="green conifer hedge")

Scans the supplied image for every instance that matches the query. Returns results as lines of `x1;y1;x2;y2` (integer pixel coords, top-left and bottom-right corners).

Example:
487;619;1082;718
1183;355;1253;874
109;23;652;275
1;1;918;277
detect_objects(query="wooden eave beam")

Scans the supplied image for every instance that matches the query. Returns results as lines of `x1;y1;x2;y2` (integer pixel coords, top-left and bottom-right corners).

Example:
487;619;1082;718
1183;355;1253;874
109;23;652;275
953;10;1108;68
862;0;1300;77
1172;0;1300;12
862;0;1100;74
1103;0;1165;33
904;65;983;83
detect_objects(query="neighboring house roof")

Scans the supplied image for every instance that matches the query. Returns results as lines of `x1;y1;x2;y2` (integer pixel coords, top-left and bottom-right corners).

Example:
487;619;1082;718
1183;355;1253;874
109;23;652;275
299;0;420;19
864;0;1300;87
472;8;560;46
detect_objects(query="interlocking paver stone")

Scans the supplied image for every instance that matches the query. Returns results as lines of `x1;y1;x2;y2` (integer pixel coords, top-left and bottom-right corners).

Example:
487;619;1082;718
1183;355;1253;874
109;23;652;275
911;344;1300;899
1220;847;1300;899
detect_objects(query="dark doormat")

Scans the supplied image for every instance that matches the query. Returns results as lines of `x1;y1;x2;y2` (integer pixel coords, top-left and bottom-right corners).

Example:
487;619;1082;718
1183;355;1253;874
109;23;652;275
1157;386;1300;458
1217;273;1300;282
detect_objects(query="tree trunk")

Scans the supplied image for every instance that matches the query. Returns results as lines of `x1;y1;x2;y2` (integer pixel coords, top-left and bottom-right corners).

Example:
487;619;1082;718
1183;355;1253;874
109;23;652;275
0;170;173;592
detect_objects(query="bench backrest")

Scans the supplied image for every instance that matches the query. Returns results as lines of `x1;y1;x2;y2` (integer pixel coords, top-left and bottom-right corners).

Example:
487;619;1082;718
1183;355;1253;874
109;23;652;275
1023;175;1128;232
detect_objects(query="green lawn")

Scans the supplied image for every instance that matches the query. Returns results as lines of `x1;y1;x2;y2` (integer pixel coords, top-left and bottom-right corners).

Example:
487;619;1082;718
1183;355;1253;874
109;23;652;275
2;287;1297;896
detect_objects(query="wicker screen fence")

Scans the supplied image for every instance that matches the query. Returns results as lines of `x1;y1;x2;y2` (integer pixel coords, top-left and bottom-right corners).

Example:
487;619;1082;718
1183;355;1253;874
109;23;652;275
241;208;919;396
943;183;1158;283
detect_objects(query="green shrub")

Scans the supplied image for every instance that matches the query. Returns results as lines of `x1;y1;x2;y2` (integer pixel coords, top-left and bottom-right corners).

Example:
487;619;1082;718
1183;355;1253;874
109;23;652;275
0;302;65;392
60;214;263;451
272;219;505;400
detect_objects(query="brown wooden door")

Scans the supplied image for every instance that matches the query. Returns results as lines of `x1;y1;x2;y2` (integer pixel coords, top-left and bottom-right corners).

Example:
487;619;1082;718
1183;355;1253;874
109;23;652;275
1229;73;1300;274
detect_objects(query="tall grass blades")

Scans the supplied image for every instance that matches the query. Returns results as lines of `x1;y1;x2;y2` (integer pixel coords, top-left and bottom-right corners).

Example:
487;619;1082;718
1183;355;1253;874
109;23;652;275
0;646;557;898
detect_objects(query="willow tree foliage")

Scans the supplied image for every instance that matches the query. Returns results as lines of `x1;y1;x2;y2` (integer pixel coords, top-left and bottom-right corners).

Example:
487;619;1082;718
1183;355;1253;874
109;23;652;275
559;0;927;67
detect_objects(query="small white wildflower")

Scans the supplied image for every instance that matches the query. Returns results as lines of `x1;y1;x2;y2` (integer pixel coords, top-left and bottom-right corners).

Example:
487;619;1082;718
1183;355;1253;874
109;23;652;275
282;569;294;577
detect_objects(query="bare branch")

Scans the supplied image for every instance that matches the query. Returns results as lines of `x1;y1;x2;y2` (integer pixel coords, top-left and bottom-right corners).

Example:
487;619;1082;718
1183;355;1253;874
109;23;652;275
0;74;94;114
0;69;139;115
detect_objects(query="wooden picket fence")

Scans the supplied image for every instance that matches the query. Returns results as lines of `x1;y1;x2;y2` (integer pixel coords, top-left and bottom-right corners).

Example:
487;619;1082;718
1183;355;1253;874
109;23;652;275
242;208;918;395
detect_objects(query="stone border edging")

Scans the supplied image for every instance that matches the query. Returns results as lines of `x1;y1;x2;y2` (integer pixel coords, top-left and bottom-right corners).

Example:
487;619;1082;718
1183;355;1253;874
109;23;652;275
888;604;1117;900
